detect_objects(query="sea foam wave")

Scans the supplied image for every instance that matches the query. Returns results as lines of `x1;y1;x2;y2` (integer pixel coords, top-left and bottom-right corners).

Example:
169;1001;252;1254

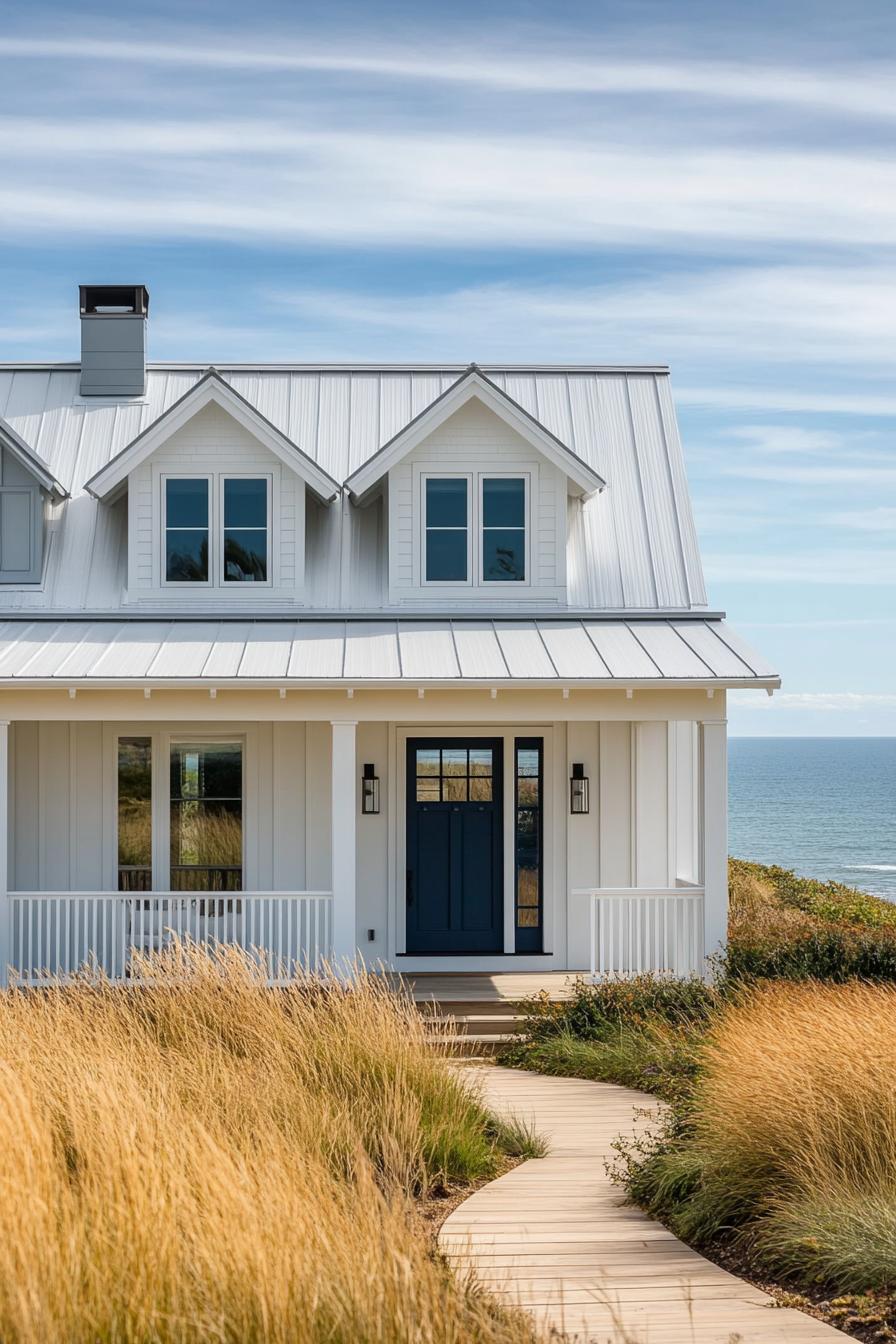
845;864;896;872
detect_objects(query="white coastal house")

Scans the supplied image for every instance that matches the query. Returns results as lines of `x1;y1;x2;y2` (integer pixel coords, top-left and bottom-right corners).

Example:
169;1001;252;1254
0;285;778;985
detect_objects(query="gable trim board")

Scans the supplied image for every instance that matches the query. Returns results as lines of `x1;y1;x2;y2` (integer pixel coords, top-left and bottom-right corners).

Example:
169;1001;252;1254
85;369;341;504
0;417;68;501
345;366;606;504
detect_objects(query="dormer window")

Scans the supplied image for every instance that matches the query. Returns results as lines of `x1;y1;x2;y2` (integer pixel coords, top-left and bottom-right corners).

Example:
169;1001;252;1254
163;474;271;586
165;477;209;583
422;472;528;587
424;476;469;583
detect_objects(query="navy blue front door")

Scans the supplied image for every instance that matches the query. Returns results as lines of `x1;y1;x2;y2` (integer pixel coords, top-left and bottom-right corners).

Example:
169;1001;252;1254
406;739;503;953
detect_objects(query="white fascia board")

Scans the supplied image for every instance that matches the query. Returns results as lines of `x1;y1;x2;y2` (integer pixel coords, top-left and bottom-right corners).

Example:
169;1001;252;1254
84;370;340;504
0;418;68;500
345;368;606;502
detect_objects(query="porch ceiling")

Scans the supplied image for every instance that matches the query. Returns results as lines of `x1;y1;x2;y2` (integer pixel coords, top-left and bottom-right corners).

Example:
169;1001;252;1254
0;617;779;688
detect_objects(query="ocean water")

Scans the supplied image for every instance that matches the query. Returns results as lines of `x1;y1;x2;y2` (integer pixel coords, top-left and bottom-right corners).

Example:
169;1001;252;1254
729;738;896;901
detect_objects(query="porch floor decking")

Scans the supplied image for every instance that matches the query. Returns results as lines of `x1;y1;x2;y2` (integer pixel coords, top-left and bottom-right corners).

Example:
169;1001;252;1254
440;1066;846;1343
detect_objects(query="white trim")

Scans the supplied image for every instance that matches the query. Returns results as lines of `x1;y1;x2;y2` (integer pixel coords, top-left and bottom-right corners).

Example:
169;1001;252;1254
347;369;604;502
85;371;340;504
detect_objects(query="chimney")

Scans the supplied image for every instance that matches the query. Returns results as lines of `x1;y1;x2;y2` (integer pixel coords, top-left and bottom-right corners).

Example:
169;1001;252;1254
79;284;149;397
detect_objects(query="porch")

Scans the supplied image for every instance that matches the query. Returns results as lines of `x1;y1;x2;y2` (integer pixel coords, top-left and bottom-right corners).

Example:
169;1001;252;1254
0;691;728;986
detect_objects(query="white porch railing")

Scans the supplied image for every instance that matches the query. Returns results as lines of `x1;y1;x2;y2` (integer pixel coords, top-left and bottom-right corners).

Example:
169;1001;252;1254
6;892;333;987
573;887;705;980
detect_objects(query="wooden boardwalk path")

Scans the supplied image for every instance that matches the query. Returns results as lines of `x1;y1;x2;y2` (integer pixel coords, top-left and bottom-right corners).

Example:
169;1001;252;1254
440;1066;846;1343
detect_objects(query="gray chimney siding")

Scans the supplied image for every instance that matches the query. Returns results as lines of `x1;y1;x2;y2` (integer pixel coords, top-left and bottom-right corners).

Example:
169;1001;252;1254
79;285;149;397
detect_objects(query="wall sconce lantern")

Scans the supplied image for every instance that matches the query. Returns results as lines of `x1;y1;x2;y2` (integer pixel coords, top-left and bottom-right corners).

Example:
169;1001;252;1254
569;762;589;815
361;763;380;815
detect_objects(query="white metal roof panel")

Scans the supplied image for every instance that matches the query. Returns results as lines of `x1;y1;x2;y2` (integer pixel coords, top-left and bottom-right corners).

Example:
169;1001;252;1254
286;623;346;678
343;621;401;679
581;622;661;678
493;622;558;679
452;623;510;679
537;621;611;679
628;622;715;678
0;366;709;615
671;621;756;679
397;622;460;680
706;621;779;680
0;618;778;684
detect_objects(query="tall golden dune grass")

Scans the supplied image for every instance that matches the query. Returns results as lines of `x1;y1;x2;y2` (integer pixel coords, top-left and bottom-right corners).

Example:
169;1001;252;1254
670;979;896;1288
0;944;541;1343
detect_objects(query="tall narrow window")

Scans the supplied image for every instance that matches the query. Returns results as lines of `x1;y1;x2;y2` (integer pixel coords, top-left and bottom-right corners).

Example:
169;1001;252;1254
425;477;468;582
118;737;152;892
515;739;542;951
482;477;526;581
170;742;242;892
165;478;209;582
223;478;268;582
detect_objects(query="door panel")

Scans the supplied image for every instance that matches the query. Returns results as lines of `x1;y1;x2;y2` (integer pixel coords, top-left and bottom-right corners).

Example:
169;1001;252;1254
406;738;503;954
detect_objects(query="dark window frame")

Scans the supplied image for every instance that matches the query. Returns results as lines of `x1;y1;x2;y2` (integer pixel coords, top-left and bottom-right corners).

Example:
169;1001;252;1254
514;736;543;952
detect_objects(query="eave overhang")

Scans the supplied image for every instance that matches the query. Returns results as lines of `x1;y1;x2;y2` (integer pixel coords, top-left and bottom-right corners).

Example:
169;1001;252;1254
0;417;68;501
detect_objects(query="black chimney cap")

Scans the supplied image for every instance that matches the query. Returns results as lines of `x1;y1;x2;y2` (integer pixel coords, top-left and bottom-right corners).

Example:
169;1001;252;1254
79;285;149;317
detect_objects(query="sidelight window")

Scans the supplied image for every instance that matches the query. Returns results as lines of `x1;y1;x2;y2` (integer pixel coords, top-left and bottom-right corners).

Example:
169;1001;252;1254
514;739;543;951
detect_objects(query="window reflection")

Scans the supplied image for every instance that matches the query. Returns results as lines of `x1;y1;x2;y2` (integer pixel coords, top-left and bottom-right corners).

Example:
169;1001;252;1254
170;742;242;891
118;737;152;892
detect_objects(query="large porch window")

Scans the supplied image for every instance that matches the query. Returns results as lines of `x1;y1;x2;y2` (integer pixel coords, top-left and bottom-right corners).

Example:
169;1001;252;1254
170;742;243;892
116;736;243;891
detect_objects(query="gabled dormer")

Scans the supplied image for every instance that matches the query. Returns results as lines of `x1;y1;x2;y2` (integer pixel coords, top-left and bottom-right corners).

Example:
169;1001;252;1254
85;369;339;607
345;366;604;607
0;416;67;584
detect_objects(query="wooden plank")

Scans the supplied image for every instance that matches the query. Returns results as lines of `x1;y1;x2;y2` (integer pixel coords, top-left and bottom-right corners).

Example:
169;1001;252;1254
439;1066;847;1344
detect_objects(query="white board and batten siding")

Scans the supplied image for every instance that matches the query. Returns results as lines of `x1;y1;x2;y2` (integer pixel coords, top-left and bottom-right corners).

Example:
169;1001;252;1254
565;719;699;965
387;400;567;606
127;403;306;605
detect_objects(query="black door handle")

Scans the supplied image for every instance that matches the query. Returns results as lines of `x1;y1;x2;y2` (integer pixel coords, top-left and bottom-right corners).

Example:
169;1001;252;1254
406;870;414;907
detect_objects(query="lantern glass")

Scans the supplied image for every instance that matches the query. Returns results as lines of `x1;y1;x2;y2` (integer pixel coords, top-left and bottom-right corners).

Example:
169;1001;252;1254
361;763;380;815
569;763;589;815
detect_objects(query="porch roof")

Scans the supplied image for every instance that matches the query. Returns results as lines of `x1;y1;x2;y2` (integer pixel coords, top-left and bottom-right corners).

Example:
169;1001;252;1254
0;616;779;688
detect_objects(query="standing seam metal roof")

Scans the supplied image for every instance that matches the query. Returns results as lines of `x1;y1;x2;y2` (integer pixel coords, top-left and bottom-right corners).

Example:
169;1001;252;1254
0;365;708;614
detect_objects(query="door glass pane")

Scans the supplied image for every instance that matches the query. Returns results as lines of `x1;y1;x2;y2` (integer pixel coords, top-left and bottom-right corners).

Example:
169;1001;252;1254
118;737;152;892
170;742;242;891
483;478;525;528
469;748;493;776
414;745;494;804
425;529;467;582
483;529;525;581
426;478;467;527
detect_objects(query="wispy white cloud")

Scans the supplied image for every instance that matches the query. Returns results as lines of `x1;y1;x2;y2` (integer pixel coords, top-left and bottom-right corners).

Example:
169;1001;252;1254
828;507;896;531
722;424;844;455
1;36;895;122
0;129;894;252
677;386;896;417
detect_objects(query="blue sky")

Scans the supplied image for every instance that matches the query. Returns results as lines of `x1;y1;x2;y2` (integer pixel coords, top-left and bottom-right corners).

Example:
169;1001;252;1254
0;0;893;735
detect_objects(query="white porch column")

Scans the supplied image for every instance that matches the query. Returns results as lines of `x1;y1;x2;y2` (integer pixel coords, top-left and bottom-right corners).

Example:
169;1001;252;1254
0;722;8;988
699;719;728;974
330;720;358;967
